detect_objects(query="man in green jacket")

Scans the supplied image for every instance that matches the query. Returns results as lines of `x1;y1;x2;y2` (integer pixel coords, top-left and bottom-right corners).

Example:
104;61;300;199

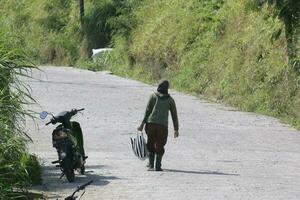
138;80;179;171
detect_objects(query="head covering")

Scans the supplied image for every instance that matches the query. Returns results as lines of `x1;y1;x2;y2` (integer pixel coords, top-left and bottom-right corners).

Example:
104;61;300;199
157;80;169;94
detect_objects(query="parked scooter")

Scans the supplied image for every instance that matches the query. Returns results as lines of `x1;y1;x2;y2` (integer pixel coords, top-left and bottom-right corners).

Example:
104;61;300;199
40;108;87;182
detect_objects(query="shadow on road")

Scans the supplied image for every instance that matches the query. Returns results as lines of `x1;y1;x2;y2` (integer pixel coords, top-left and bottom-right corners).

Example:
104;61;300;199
43;164;108;174
164;169;239;176
84;164;107;169
33;164;120;194
43;164;108;171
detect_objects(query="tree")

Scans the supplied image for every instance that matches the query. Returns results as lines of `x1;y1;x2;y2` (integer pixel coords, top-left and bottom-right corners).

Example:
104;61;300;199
79;0;84;25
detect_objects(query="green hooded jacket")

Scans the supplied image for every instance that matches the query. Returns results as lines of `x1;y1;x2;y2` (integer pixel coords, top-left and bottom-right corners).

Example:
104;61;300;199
142;92;179;131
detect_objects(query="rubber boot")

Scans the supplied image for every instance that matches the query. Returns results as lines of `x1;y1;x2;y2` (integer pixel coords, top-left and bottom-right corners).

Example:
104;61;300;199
147;153;155;170
155;154;163;171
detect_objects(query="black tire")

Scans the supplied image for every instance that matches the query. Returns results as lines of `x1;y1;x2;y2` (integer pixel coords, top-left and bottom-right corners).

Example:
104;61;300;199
62;149;75;182
65;167;75;182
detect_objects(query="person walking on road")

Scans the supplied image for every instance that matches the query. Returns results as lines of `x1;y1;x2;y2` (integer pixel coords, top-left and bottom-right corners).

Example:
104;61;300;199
138;80;179;171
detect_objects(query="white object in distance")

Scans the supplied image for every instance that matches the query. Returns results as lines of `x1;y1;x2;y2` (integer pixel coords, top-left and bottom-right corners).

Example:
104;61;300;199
92;48;113;56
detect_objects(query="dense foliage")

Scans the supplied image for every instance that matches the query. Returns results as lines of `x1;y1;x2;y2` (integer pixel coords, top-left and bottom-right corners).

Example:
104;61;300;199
107;0;300;127
0;0;299;129
0;0;142;65
0;19;41;200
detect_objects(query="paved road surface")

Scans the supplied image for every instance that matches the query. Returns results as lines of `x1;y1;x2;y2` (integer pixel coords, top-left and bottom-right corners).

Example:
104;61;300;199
26;66;300;200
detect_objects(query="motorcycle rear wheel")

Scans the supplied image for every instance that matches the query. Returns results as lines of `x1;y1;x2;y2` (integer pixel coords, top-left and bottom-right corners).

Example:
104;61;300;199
65;168;75;182
62;154;75;182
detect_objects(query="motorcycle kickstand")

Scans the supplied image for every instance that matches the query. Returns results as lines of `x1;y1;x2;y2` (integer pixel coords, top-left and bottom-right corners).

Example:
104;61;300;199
60;173;65;179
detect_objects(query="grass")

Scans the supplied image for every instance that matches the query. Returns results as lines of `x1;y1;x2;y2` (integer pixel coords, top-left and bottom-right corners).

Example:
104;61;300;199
103;0;300;129
0;31;42;199
0;0;299;129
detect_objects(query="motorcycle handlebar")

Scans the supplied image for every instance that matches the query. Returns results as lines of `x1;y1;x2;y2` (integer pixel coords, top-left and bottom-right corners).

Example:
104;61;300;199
45;108;84;126
78;180;93;190
77;108;85;112
70;108;85;116
45;121;51;126
65;180;93;200
46;118;56;126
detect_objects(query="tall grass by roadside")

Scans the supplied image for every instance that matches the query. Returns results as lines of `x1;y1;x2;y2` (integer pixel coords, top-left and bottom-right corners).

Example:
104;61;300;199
0;32;42;199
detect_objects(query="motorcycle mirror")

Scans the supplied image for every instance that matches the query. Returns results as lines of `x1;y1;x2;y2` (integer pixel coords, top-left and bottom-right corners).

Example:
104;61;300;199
39;111;48;119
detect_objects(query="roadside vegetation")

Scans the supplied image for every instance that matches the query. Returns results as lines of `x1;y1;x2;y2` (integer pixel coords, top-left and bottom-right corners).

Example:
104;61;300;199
107;0;300;128
0;0;299;197
109;0;299;129
0;14;42;200
0;0;300;181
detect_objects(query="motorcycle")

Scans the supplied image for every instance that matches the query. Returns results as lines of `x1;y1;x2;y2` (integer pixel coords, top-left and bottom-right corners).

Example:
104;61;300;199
64;180;93;200
40;108;87;182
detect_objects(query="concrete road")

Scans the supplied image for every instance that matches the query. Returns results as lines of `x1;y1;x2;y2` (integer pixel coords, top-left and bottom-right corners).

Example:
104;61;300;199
26;66;300;200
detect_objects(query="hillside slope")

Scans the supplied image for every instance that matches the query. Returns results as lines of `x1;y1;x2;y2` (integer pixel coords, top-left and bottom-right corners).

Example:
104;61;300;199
108;0;300;128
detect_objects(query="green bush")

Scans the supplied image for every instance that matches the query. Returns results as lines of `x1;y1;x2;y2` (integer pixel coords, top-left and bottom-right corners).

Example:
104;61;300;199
25;154;42;185
0;30;42;198
0;0;143;65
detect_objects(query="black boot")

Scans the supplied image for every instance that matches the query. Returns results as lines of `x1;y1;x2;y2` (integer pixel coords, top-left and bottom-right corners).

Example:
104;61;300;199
147;153;155;170
155;154;163;171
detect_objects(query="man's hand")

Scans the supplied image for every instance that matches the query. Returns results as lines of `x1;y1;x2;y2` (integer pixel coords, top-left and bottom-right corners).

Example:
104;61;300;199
174;130;179;138
137;123;144;132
